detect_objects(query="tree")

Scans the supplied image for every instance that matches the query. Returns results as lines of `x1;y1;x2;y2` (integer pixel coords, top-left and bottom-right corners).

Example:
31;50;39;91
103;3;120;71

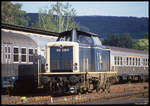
142;33;148;39
32;2;79;32
32;7;57;32
51;2;78;32
132;39;149;51
102;33;133;48
120;33;133;48
2;1;14;24
2;1;30;26
13;3;30;26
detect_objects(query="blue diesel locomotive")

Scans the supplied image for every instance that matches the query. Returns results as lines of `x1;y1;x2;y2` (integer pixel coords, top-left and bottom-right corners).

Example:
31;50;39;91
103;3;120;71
40;29;118;95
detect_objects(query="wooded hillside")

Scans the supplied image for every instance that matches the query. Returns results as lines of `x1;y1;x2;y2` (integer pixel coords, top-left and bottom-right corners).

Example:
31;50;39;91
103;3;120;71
26;13;148;39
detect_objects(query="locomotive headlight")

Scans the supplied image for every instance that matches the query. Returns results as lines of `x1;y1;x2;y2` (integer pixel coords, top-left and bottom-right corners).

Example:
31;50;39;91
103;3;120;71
45;64;48;71
12;77;15;80
74;63;78;70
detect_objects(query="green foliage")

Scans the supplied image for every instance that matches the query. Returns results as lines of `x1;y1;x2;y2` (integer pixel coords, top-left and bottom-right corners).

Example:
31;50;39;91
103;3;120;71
132;39;149;51
2;1;14;24
142;33;148;39
2;1;30;26
102;33;133;48
74;16;148;39
32;2;79;32
103;32;149;51
27;14;148;39
32;8;57;32
13;3;30;26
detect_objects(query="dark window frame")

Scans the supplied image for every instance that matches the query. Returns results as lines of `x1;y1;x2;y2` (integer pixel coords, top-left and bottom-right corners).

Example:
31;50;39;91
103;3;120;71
13;47;19;62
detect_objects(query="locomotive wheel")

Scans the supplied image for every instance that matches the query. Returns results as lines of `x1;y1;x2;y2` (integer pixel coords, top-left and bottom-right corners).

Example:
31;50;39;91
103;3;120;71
79;88;84;94
104;80;111;93
79;87;87;94
96;87;100;92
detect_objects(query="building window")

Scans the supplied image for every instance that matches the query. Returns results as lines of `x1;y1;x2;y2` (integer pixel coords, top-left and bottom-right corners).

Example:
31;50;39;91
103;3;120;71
14;47;19;62
21;48;26;62
5;46;11;62
5;47;7;53
29;49;33;62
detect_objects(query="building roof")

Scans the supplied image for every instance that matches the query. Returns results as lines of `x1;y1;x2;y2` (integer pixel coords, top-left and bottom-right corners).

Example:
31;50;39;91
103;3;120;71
1;23;59;37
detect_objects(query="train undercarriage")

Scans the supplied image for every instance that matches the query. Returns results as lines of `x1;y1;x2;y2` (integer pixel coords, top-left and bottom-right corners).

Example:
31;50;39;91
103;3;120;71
40;72;118;96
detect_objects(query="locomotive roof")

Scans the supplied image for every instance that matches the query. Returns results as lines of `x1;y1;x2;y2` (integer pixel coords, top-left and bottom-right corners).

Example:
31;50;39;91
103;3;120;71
106;46;148;55
2;23;59;37
59;29;99;37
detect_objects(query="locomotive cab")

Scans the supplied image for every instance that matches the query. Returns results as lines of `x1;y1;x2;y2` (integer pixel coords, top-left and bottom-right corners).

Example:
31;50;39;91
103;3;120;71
45;29;106;73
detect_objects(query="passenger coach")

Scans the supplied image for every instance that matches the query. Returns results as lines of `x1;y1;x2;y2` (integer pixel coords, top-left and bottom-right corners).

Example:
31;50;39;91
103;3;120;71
108;46;149;82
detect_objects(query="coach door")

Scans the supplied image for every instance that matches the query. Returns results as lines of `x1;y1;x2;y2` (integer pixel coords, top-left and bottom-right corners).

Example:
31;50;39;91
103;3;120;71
97;53;102;72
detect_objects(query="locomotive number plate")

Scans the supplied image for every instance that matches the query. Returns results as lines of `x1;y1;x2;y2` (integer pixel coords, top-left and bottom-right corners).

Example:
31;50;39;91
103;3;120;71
56;48;69;52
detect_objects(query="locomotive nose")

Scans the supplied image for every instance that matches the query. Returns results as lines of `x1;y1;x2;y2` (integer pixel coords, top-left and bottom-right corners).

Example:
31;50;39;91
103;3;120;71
46;41;79;73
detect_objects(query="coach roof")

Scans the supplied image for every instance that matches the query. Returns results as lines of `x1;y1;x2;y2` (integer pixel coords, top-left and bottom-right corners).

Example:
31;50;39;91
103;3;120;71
106;46;148;55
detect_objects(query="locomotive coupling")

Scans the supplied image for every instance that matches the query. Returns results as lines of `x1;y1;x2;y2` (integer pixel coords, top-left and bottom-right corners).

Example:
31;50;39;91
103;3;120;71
41;76;50;84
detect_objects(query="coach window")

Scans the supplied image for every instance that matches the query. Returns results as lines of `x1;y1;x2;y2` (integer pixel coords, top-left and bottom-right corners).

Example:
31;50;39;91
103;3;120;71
1;46;3;62
114;56;117;65
35;49;38;54
14;47;19;62
138;58;140;66
21;48;26;62
120;57;122;65
143;58;145;66
136;58;138;66
129;57;132;65
145;59;147;66
117;56;119;65
133;58;135;66
29;49;33;62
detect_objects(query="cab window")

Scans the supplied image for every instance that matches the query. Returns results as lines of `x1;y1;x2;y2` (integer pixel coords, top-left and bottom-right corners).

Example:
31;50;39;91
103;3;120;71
92;36;102;46
77;35;93;44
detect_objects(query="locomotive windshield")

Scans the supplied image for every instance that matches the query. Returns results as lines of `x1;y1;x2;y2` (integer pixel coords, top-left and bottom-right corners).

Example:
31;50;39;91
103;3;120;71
57;35;72;41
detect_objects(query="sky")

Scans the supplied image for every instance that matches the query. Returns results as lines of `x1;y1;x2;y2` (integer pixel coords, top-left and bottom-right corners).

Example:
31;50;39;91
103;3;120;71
13;1;149;18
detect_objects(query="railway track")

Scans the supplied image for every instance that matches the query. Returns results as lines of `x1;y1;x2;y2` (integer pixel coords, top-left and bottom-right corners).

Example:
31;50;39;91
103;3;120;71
2;82;148;104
